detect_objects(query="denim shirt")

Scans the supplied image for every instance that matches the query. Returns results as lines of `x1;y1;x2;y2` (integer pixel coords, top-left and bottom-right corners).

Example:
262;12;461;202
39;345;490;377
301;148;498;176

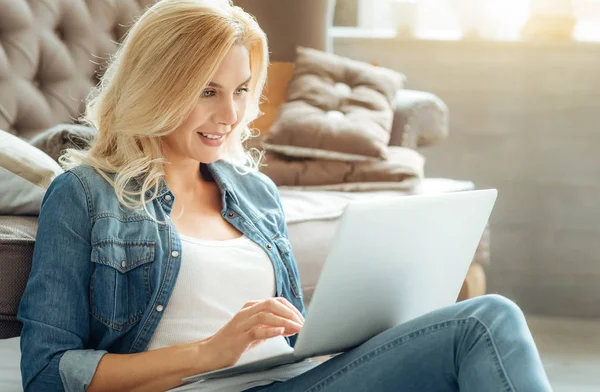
17;161;305;392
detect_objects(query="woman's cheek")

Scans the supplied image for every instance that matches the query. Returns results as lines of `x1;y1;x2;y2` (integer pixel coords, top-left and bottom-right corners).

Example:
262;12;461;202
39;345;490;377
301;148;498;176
235;99;249;127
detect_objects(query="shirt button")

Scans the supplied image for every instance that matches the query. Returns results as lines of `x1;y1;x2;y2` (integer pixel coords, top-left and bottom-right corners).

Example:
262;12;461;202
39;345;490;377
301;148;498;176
227;211;235;218
121;260;127;268
156;305;164;312
171;250;179;258
165;194;172;201
266;244;272;250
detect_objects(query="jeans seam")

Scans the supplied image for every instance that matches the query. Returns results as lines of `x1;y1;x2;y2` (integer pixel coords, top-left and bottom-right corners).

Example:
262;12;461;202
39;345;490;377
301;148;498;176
303;318;471;392
470;315;516;392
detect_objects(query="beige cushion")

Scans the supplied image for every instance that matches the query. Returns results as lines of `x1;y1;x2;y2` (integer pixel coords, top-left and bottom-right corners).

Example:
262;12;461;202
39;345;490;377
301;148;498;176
265;46;405;161
262;147;424;191
0;130;63;188
0;124;94;216
0;168;45;215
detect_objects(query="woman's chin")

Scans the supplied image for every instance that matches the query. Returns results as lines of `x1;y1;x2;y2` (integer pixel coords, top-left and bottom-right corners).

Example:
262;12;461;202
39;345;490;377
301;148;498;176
193;133;229;164
195;149;222;164
195;156;219;164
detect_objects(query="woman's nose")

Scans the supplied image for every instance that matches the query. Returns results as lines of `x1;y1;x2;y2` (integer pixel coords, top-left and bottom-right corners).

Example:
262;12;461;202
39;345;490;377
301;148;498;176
216;98;238;126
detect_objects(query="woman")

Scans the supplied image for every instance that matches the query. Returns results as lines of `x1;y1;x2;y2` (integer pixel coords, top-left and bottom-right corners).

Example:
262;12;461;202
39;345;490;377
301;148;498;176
17;1;552;391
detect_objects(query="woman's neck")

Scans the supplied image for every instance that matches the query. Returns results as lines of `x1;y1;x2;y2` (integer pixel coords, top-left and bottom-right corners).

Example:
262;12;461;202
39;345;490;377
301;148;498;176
162;155;208;196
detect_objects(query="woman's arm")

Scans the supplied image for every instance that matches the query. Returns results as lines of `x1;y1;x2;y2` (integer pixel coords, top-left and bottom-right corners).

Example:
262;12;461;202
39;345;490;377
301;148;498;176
87;341;212;392
18;171;104;392
18;172;215;392
17;173;211;392
88;296;304;392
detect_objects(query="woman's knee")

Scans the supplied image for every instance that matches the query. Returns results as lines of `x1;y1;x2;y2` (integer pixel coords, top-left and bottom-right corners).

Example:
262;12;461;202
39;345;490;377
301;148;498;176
464;294;526;327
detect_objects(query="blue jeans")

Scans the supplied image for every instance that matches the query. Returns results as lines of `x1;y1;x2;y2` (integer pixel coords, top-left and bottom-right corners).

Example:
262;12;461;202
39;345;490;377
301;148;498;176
244;295;552;392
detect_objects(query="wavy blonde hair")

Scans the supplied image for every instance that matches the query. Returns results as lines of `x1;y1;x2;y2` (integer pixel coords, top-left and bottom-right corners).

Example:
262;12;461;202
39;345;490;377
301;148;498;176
60;0;268;211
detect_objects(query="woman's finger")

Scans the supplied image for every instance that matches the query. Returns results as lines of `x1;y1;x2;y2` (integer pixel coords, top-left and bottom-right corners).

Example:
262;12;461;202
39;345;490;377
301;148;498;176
263;298;304;325
241;300;260;309
274;297;305;323
242;311;303;333
245;326;285;345
238;298;301;327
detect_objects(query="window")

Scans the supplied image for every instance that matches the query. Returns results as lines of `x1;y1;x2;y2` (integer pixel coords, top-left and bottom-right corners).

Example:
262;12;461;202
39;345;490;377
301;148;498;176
334;0;600;42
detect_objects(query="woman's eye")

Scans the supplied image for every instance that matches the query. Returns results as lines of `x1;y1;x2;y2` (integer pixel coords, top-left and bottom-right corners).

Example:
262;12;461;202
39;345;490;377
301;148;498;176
201;90;216;98
236;87;249;95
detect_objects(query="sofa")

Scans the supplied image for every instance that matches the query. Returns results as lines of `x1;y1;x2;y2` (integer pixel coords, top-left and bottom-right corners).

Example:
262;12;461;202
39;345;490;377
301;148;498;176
0;0;490;390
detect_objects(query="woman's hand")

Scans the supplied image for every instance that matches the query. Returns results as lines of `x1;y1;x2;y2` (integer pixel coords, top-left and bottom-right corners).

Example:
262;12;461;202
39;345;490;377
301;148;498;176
201;297;305;370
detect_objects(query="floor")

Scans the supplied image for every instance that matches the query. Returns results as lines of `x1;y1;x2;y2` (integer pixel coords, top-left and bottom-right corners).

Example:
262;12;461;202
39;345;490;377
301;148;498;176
527;315;600;392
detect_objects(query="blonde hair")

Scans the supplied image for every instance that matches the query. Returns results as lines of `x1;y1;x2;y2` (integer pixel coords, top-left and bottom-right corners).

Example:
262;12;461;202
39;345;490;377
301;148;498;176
60;0;268;211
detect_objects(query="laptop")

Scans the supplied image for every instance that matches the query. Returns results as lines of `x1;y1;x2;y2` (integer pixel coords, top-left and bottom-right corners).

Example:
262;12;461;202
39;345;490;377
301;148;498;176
182;189;498;383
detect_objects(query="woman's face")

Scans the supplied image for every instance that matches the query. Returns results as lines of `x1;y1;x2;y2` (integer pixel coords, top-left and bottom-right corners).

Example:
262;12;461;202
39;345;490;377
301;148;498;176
162;45;252;164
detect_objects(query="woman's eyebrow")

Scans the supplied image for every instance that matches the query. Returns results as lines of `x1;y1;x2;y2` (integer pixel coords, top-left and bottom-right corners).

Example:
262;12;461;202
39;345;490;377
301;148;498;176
208;76;252;89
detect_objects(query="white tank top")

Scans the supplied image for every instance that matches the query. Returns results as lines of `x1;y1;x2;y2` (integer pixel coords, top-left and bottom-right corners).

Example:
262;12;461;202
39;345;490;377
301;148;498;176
147;234;320;391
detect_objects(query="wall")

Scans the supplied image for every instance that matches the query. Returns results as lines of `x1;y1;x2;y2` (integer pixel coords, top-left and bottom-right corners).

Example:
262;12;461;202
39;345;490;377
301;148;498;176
334;36;600;318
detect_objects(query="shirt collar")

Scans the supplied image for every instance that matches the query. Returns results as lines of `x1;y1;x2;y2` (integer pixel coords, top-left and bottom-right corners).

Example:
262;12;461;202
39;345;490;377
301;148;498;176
206;160;239;206
143;178;169;199
142;160;239;206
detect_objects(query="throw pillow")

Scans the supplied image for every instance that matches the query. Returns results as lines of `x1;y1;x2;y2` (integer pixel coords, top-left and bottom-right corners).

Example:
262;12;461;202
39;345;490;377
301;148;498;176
30;124;97;162
0;167;46;215
265;46;405;161
0;130;63;189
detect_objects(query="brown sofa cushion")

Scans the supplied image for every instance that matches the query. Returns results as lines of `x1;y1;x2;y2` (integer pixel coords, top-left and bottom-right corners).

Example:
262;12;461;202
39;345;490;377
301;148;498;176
265;46;405;161
0;216;37;339
262;147;424;191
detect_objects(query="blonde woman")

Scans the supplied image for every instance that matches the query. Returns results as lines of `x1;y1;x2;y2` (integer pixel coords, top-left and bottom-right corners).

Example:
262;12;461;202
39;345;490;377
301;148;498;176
17;1;552;391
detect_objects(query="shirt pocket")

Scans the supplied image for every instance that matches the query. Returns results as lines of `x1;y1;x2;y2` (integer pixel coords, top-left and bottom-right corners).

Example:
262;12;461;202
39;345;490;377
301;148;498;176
273;236;303;299
90;240;155;331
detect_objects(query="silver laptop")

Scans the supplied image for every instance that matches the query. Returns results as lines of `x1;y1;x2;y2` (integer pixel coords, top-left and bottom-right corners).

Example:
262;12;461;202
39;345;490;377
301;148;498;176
182;189;498;383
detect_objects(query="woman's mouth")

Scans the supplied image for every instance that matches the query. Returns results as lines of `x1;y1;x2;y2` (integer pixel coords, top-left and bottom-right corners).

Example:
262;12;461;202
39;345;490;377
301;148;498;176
200;132;221;140
197;132;226;147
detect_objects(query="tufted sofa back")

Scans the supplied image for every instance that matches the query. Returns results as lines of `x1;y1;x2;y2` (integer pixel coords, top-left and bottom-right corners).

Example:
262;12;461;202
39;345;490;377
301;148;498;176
0;0;336;141
0;0;156;140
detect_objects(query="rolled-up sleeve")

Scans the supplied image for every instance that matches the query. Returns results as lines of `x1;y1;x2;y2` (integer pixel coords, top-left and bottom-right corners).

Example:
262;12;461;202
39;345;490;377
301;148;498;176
17;171;107;392
59;350;108;391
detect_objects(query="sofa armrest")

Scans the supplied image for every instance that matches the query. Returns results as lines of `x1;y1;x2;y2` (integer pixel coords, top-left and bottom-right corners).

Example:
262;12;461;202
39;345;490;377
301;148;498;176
389;89;449;148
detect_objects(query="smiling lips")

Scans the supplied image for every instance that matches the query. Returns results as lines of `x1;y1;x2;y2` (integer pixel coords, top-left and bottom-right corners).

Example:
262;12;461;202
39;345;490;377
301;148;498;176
200;132;222;139
197;131;227;146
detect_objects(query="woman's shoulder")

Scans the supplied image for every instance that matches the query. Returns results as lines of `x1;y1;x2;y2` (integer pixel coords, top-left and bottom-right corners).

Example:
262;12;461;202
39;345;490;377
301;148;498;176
67;164;112;182
39;167;98;220
47;165;118;211
53;164;113;194
49;165;93;192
